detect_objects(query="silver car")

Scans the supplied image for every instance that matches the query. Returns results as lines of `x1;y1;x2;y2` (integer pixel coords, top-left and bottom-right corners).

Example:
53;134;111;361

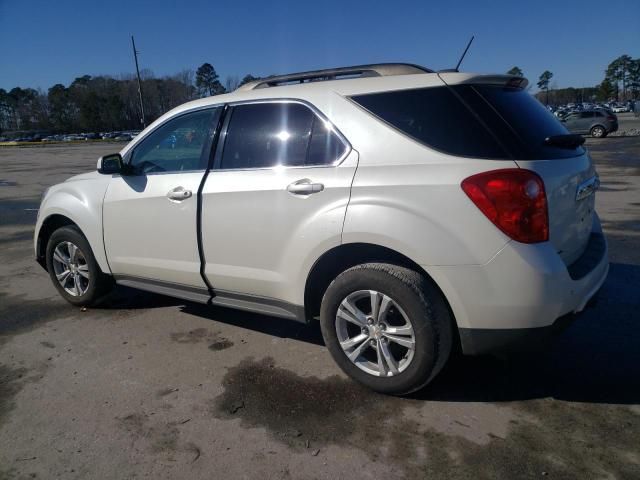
561;110;618;137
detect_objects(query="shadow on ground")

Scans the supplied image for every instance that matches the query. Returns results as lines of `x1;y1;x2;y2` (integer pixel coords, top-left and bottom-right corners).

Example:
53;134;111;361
184;262;640;405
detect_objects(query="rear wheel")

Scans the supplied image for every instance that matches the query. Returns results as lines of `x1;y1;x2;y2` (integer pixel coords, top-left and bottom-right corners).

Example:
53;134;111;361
320;263;453;395
590;125;606;138
46;226;113;306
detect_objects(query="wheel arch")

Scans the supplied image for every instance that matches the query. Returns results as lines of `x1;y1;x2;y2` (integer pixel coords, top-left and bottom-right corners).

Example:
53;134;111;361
304;242;459;342
36;212;110;274
36;214;76;269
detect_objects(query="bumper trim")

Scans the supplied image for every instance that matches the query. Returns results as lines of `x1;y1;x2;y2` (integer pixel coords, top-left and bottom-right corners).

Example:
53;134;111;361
567;233;606;280
459;312;582;356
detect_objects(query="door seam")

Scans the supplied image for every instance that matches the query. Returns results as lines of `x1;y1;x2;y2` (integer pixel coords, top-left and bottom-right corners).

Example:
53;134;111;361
196;104;229;299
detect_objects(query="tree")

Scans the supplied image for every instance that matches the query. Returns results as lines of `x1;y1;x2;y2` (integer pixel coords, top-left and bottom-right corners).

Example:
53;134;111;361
195;63;225;97
597;79;615;102
606;55;634;101
48;84;73;132
0;88;11;134
628;58;640;99
537;71;553;105
7;87;45;131
507;66;523;77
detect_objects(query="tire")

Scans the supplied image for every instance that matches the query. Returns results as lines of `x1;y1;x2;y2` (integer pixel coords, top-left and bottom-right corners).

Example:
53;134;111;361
320;263;453;395
45;225;113;306
590;125;606;138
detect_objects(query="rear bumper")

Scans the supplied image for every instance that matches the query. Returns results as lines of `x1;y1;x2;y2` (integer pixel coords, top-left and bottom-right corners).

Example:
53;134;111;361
425;214;609;355
458;313;577;355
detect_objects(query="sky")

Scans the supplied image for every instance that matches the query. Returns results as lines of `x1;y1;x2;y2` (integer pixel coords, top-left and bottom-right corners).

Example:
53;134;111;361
1;0;638;92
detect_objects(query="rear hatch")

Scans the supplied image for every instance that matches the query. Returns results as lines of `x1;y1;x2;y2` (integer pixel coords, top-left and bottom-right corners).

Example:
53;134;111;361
351;73;597;265
437;73;596;265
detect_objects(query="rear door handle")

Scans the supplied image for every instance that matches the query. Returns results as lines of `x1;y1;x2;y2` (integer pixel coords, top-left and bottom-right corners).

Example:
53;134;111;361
287;179;324;195
167;186;192;201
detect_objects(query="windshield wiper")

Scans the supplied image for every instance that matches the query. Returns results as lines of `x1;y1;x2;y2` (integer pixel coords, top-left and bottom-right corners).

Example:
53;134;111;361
544;134;585;149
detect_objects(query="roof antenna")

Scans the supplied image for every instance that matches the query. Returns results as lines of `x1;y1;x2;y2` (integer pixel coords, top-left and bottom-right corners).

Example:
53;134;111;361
455;35;475;72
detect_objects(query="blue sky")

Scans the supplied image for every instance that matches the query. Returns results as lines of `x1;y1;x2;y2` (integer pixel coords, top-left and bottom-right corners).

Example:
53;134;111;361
1;0;638;92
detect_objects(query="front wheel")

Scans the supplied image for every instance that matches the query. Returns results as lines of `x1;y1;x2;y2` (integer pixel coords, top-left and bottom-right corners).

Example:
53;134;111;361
320;263;453;395
45;226;113;306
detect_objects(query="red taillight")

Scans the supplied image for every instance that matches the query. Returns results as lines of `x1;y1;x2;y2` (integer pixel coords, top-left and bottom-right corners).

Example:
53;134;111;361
461;169;549;243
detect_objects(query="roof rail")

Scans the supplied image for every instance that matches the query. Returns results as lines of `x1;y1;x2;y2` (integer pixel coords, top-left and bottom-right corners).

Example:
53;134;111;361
236;63;433;91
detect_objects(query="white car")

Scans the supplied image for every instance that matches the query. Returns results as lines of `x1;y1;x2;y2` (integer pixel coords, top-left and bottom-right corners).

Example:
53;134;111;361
35;63;608;394
612;105;629;113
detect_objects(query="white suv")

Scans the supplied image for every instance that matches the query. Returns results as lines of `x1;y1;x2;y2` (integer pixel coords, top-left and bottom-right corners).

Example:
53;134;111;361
35;64;609;394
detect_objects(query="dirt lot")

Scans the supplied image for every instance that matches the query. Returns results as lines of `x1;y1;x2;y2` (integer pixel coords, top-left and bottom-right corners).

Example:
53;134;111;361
1;139;639;479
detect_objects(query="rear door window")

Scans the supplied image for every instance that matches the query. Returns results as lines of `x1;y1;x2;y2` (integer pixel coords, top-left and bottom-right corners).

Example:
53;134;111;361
220;102;347;169
307;117;348;165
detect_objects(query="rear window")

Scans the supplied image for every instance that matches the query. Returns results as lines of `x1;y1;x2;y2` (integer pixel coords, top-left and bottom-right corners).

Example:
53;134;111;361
352;85;584;160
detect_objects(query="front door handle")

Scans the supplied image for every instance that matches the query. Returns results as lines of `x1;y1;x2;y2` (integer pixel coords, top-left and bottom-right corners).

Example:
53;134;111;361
287;179;324;195
167;186;192;201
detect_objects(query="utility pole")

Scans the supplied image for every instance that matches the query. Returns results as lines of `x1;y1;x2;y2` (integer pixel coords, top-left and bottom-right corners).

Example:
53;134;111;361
131;35;146;129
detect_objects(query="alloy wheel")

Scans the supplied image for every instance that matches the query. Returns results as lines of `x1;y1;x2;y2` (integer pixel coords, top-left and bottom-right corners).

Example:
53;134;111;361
335;290;415;377
51;241;90;296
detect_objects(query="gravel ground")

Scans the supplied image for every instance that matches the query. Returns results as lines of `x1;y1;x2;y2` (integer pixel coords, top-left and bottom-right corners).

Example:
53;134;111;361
610;112;640;137
0;138;639;480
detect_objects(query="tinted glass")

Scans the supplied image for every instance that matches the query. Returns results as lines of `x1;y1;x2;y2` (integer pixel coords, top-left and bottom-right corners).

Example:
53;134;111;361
130;108;218;173
470;85;584;159
353;86;583;160
352;87;509;159
221;103;314;169
307;117;348;165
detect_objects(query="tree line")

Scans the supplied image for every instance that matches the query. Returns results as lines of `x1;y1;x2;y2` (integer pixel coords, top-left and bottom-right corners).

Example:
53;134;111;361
0;63;259;136
507;54;640;105
3;54;638;136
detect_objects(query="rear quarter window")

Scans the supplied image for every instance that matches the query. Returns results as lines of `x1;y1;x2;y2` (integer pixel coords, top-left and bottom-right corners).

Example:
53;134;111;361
352;85;584;160
351;87;510;159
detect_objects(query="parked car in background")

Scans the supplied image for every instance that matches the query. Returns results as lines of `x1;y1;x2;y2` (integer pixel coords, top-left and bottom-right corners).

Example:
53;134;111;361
63;134;85;141
594;106;615;116
612;104;629;113
561;110;618;137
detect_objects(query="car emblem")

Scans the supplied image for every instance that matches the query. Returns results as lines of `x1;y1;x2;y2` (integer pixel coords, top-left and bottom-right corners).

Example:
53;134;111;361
576;175;600;201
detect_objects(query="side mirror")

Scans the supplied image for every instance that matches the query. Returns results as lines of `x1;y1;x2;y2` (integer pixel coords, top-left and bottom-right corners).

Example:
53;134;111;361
97;153;123;174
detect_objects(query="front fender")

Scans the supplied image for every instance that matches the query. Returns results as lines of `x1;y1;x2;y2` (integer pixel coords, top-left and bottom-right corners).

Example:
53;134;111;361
35;177;111;274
